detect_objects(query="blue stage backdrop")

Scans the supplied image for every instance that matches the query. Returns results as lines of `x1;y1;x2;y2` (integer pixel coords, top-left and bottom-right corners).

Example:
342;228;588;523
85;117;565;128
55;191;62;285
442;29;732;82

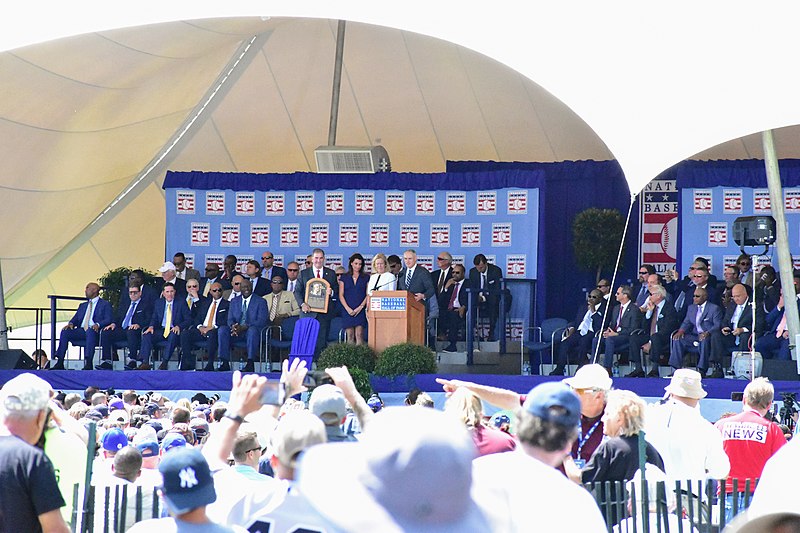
163;171;542;283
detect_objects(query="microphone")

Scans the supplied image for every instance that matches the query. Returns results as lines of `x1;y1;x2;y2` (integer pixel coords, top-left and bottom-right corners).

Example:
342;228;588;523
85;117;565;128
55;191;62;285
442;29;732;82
369;274;396;293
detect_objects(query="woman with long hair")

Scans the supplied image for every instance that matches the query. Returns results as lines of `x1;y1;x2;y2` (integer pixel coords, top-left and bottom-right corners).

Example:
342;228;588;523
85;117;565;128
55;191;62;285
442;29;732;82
339;253;369;344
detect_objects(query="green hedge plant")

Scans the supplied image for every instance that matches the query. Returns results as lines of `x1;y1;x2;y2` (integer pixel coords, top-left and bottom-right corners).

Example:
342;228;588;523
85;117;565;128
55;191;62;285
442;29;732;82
374;343;437;378
318;343;377;373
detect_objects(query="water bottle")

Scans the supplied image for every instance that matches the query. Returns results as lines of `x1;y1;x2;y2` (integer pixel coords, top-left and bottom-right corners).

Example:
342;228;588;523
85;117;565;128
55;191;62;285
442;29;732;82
522;361;531;376
612;362;620;377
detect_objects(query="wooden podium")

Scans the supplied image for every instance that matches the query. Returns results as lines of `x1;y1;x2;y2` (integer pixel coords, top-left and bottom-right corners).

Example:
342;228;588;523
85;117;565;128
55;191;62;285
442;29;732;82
366;291;426;353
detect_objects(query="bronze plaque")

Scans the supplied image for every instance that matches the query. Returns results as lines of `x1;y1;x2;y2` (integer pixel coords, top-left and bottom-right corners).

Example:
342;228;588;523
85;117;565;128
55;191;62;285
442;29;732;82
305;277;330;314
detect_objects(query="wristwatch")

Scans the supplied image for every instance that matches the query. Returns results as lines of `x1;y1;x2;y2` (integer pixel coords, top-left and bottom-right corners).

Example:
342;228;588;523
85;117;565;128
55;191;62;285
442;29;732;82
223;412;244;424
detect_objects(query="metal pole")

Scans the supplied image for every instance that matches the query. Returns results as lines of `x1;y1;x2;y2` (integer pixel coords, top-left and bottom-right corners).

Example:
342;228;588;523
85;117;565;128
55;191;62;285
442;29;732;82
762;130;800;367
0;260;8;350
327;20;347;146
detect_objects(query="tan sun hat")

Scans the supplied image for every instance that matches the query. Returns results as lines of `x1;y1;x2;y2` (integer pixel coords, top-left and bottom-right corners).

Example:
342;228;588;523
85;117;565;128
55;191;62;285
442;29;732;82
664;368;707;399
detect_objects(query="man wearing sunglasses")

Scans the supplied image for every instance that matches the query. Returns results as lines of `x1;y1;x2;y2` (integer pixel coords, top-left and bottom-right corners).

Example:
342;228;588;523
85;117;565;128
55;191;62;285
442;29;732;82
635;264;656;307
285;262;301;293
260;251;287;294
181;282;230;371
735;253;753;285
99;282;153;370
550;289;606;376
669;287;722;375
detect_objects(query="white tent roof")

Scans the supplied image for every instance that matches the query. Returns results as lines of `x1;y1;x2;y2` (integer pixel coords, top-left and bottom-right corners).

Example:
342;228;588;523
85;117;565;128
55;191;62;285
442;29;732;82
4;2;800;320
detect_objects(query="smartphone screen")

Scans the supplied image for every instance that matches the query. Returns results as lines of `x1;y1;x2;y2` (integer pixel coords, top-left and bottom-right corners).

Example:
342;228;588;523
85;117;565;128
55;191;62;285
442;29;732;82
262;382;286;406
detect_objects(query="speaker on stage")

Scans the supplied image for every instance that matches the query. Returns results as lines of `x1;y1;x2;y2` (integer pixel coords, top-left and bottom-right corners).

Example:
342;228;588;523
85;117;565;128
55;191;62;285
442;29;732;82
0;349;38;370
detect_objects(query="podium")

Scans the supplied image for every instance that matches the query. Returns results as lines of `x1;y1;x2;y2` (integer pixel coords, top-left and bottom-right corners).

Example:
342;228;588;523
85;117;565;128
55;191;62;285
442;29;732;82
366;291;426;353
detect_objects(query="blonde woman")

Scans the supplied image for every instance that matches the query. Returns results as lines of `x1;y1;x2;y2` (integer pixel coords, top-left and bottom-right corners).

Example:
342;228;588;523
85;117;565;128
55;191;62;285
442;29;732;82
444;387;515;456
367;253;396;295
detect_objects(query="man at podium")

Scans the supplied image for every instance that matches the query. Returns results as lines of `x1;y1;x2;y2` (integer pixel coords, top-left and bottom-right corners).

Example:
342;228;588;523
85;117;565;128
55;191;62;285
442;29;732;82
397;249;435;304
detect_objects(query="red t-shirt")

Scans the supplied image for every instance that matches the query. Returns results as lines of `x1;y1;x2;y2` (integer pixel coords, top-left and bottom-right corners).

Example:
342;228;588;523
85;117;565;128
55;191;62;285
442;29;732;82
471;424;517;457
715;409;786;493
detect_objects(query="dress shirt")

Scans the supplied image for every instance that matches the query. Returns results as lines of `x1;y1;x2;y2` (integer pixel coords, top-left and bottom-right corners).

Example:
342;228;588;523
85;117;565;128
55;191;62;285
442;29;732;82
578;308;594;336
86;296;100;328
203;298;222;329
450;281;464;309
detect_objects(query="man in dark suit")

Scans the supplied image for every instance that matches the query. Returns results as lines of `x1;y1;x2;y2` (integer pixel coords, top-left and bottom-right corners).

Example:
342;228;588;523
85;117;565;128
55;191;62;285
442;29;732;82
549;289;606;376
755;276;800;361
220;254;238;283
467;253;503;341
140;282;192;370
50;282;113;370
158;261;187;297
173;252;201;282
754;265;781;313
245;260;269;297
295;248;339;359
432;252;454;307
440;264;468;352
597;285;643;374
670;263;718;321
221;278;268;372
634;264;656;307
97;283;153;370
626;285;679;377
181;282;230;372
260;251;288;295
126;269;159;309
200;263;231;298
669;286;723;375
712;283;765;378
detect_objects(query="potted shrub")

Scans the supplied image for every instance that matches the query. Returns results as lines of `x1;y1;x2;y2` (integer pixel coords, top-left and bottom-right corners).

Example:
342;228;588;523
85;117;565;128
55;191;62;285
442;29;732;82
318;343;377;373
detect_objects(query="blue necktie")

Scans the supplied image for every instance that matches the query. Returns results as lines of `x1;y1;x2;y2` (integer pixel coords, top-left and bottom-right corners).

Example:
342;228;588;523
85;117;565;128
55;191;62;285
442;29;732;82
240;299;248;326
405;268;412;289
122;302;136;329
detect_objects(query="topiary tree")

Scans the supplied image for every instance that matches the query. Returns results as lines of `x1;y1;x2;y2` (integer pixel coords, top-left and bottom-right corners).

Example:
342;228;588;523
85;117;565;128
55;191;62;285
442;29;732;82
98;266;157;313
348;367;374;401
318;343;377;373
572;208;626;283
374;343;437;378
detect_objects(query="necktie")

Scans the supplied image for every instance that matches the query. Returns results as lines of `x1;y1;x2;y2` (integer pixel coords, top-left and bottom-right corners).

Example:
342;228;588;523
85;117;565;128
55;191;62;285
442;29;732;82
481;273;486;290
187;296;193;310
317;269;322;279
83;301;94;331
206;300;217;328
674;291;685;311
203;280;210;297
438;271;446;293
240;299;248;326
616;305;623;329
289;280;295;292
448;282;460;310
696;305;704;334
163;302;172;338
776;312;787;338
650;309;658;334
405;268;412;289
122;301;136;329
270;294;279;322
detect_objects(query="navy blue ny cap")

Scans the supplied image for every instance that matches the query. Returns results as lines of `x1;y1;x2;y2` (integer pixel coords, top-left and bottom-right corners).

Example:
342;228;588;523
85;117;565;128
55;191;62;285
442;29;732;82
522;382;581;428
158;447;216;515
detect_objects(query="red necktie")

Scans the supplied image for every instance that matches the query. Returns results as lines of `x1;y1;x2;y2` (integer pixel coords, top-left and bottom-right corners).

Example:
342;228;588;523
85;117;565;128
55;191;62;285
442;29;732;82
449;283;460;310
617;306;623;328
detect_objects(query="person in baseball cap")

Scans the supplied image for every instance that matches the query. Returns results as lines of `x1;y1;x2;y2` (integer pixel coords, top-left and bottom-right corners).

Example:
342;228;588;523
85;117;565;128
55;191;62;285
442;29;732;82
161;432;188;454
308;384;353;442
562;363;613;392
561;363;613;469
101;428;128;456
269;410;327;481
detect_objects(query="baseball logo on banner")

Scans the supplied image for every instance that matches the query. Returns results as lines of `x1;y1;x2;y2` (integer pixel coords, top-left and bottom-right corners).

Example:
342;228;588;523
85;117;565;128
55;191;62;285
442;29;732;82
452;255;465;266
266;192;285;216
295;192;315;216
191;223;210;246
236;258;251;272
430;223;450;247
250;224;269;247
281;224;300;247
794;257;800;271
326;192;344;215
461;223;481;247
310;223;329;247
754;189;771;213
339;223;359;247
447;192;466;215
206;191;225;216
492;223;512;247
385;192;405;215
220;223;240;247
236;192;255;216
477;191;497;215
507;318;524;342
205;253;223;267
362;254;374;273
416;192;435;216
325;254;343;269
508;190;528;214
176;190;196;214
184;253;195;269
723;255;739;269
506;254;526;278
708;223;727;247
693;190;712;214
400;224;419;247
273;255;284;267
785;189;800;213
370;223;389;247
355;191;374;215
723;190;742;214
418;255;434;271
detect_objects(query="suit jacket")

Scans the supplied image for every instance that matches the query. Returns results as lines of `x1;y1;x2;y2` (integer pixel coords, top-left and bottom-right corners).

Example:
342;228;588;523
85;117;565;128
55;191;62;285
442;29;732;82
764;298;800;333
149;298;192;330
678;302;722;335
200;276;232;297
159;277;187;297
468;263;503;296
70;298;113;329
261;265;288;288
265;290;300;319
113;298;152;329
250;276;269;297
117;285;157;326
603;301;643;335
177;267;201;282
228;294;269;329
674;282;720;320
644;301;680;336
398;265;435;300
442;280;469;311
634;283;650;307
723;299;765;336
295;266;339;317
191;297;230;329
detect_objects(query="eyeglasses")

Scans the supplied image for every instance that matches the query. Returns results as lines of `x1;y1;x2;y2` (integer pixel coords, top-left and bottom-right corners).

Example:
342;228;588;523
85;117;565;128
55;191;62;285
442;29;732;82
287;268;299;272
233;282;241;286
739;261;751;266
691;274;705;279
305;261;312;265
271;281;282;284
693;294;703;298
245;447;261;454
638;271;648;275
437;257;448;261
572;387;600;395
587;295;599;300
187;285;199;289
597;284;608;288
129;290;140;294
209;288;222;292
262;256;273;260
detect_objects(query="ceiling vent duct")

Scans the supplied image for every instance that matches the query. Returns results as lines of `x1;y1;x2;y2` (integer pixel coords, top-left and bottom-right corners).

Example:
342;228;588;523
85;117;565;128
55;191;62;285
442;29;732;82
315;145;390;173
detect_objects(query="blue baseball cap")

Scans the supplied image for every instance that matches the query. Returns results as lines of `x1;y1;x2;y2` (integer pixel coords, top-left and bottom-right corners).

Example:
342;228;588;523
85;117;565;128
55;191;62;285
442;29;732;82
522;382;581;428
161;433;187;453
158;447;216;514
136;440;159;458
101;428;128;452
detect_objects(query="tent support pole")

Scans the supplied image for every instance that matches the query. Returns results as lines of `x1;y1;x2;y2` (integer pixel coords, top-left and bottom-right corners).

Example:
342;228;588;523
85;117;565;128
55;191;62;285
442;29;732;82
327;20;347;146
763;129;800;367
0;260;8;350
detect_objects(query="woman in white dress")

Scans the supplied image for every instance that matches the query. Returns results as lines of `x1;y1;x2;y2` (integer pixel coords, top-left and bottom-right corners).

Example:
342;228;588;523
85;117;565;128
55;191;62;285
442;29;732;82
367;253;396;295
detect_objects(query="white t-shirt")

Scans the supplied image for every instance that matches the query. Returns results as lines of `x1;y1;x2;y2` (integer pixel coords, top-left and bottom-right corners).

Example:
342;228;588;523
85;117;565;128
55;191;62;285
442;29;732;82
472;448;606;532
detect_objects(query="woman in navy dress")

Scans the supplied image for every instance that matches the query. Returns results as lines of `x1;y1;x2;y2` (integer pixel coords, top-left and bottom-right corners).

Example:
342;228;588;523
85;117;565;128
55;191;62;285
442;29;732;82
339;253;369;344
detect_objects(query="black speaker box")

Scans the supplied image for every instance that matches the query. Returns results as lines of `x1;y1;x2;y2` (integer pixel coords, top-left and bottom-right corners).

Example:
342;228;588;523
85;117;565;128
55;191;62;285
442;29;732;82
0;349;38;370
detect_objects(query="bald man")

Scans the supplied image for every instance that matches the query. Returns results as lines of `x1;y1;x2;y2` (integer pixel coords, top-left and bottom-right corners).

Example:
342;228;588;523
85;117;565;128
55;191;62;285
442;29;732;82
51;282;113;370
